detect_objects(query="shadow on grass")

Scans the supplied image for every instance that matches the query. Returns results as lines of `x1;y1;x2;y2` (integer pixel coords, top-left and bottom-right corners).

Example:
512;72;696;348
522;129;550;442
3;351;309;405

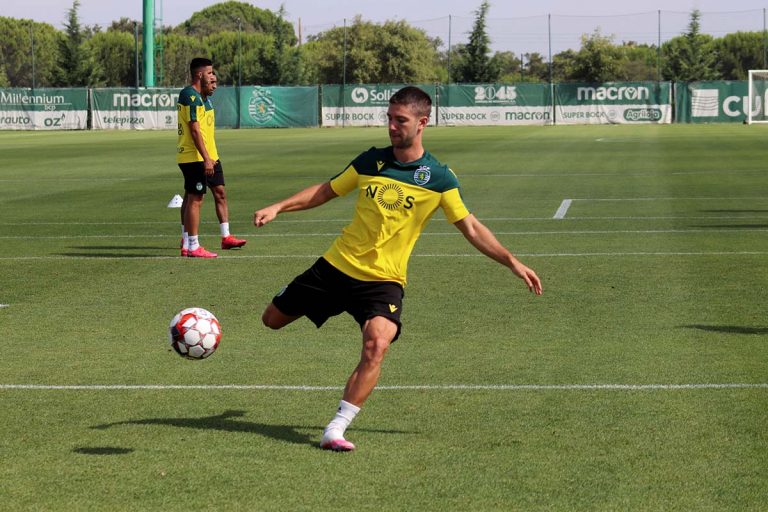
56;245;173;259
682;324;768;335
91;409;412;448
73;447;135;455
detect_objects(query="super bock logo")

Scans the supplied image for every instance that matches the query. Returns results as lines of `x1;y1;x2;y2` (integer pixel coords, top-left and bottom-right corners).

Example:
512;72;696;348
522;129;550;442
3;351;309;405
248;88;276;126
413;166;431;185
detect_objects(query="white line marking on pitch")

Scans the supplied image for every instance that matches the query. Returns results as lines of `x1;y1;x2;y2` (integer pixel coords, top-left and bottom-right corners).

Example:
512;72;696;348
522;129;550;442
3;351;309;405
0;383;765;391
553;199;572;219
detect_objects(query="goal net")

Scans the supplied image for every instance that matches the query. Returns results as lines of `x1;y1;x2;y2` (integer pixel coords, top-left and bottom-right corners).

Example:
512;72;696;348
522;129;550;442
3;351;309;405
747;70;768;124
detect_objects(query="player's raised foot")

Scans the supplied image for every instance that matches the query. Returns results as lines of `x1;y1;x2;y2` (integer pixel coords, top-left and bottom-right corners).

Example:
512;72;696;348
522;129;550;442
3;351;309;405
187;246;218;258
320;437;356;452
221;235;247;250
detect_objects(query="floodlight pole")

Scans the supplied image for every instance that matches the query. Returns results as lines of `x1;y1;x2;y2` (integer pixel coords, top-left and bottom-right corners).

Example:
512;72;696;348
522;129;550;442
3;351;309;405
143;0;155;87
134;21;140;88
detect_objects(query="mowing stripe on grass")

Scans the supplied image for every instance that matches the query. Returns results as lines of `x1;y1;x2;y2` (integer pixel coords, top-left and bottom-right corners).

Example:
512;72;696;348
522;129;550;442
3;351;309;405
1;383;766;391
1;251;768;261
3;228;768;240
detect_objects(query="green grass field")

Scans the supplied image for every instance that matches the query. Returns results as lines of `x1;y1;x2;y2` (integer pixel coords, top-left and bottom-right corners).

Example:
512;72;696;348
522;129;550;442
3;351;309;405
1;124;767;511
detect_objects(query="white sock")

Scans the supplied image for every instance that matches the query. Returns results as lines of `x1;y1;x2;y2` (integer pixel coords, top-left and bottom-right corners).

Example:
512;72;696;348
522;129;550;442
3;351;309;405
188;235;200;251
323;400;360;441
220;222;230;237
182;227;189;250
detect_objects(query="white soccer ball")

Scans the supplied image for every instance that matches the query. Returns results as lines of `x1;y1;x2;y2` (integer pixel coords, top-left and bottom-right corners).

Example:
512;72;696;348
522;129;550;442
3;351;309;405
168;307;222;360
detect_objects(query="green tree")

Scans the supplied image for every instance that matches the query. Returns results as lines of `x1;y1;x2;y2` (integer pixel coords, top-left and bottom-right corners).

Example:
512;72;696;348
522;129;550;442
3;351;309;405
454;1;499;82
160;33;209;86
662;10;718;80
571;29;623;82
619;42;659;81
0;17;61;87
86;30;136;86
176;0;296;46
53;1;98;86
303;16;440;84
715;31;764;79
491;51;523;82
551;49;577;82
523;52;549;82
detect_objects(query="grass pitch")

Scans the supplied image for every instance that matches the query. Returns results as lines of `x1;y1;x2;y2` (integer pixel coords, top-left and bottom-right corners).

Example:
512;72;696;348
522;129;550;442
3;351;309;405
1;124;767;511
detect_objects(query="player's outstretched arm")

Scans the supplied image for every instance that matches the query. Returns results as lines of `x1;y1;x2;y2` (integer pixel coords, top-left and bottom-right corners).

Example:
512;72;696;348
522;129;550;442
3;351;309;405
254;181;338;227
454;214;543;295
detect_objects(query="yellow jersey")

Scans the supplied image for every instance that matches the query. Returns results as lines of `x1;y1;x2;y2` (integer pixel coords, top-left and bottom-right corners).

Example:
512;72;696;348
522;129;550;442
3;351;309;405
323;147;470;286
176;85;218;163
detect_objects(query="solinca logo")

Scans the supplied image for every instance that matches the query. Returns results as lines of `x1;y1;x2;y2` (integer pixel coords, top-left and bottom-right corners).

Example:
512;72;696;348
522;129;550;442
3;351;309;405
376;183;404;210
248;88;276;125
413;166;431;185
351;88;369;104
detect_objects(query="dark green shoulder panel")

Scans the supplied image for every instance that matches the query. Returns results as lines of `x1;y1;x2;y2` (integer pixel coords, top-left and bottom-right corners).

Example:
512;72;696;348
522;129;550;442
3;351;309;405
348;147;460;193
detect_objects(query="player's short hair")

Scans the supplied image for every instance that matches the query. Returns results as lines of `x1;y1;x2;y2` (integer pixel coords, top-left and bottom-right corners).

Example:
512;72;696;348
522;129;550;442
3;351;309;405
190;58;213;76
389;86;432;118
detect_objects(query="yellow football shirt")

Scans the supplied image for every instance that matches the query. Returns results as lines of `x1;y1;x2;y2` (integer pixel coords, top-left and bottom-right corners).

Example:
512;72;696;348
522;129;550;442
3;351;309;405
323;147;470;286
176;85;218;164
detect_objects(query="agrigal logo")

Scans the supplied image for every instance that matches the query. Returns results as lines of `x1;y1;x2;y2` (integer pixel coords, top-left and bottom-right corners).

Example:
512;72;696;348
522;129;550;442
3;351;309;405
577;86;650;102
113;92;175;108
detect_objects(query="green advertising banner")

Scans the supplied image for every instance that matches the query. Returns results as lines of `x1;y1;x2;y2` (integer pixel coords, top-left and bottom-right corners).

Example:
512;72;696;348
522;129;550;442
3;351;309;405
0;88;88;130
555;82;672;124
92;88;180;130
321;84;437;126
675;81;755;123
238;86;318;128
437;84;553;125
93;86;317;129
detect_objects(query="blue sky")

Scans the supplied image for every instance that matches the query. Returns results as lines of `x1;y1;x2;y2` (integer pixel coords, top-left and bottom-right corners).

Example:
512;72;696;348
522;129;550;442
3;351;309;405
3;0;767;54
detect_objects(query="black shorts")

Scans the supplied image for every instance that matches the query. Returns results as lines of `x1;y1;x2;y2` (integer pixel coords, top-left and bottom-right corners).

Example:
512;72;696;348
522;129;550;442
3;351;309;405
273;258;404;341
178;161;225;194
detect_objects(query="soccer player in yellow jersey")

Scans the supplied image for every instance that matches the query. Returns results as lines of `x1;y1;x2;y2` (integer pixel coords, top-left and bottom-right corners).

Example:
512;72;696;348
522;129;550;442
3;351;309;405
253;86;542;451
177;58;246;258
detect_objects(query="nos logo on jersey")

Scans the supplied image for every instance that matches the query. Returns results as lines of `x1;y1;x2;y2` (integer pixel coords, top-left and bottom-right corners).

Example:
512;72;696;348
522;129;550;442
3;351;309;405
365;183;414;210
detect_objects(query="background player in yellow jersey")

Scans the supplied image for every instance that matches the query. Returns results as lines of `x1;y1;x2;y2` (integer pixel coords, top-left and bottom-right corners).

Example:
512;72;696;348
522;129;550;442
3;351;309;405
176;58;246;258
253;86;542;451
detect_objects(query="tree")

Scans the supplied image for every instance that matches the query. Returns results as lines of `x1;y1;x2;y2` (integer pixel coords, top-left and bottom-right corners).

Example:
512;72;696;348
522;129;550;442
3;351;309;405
176;0;296;46
571;29;623;82
0;17;61;87
491;51;523;82
662;10;718;81
715;31;764;79
302;16;441;84
523;52;549;82
86;30;136;86
454;1;499;82
53;1;98;86
619;42;658;81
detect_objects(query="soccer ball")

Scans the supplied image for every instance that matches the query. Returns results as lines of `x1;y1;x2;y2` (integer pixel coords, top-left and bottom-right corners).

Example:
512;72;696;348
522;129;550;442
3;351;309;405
168;307;222;359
